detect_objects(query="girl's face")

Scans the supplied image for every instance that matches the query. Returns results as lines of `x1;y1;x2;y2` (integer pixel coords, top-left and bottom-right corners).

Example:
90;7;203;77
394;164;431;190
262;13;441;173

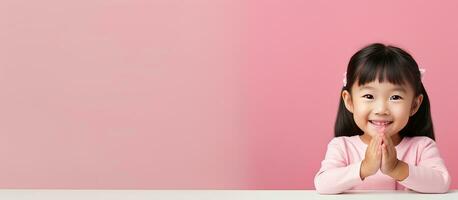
342;80;423;137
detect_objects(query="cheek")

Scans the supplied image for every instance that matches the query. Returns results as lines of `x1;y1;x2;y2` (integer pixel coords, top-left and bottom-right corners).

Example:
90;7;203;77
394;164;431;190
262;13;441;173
392;104;412;120
389;106;412;132
351;106;372;134
352;105;370;120
352;101;368;113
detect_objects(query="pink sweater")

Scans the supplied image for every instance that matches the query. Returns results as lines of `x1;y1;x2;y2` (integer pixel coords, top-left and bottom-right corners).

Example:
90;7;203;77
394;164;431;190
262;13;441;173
314;136;451;194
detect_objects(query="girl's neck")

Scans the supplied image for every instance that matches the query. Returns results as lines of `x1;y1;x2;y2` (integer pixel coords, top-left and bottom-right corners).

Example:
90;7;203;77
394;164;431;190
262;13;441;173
359;133;403;146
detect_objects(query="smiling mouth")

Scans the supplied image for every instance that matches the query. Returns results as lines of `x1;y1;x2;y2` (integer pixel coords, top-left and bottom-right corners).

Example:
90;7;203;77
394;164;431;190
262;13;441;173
369;120;393;126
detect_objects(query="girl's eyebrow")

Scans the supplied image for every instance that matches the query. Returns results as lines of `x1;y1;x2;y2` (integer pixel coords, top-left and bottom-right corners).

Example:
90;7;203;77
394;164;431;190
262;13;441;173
392;87;407;93
359;85;407;93
359;86;375;90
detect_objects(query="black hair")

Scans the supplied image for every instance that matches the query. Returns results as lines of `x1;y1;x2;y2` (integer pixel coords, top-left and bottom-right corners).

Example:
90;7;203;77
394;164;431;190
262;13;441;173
334;43;435;140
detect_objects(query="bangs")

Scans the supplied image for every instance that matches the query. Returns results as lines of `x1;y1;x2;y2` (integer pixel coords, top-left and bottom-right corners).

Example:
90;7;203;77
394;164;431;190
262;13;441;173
353;51;416;88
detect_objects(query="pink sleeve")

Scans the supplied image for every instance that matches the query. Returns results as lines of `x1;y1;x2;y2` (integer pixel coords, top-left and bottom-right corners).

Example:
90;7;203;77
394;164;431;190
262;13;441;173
398;138;451;193
314;138;363;194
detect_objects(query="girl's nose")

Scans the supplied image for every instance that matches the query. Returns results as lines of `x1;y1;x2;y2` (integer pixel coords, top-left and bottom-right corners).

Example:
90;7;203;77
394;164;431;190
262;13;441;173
374;101;390;115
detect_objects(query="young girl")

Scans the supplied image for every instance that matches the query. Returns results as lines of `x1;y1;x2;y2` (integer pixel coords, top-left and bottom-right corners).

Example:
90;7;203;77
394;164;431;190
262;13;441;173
314;43;451;194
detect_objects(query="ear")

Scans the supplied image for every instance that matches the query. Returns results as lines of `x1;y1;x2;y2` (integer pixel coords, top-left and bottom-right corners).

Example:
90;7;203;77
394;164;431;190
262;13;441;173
410;94;424;116
342;90;354;113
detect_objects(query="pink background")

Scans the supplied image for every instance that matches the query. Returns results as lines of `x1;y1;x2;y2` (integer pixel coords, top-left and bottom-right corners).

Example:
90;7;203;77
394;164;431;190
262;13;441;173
1;0;457;189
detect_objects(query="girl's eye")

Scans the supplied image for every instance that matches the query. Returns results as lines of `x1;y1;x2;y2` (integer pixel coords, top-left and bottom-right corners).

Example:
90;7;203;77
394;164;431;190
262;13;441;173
390;95;403;100
362;94;374;99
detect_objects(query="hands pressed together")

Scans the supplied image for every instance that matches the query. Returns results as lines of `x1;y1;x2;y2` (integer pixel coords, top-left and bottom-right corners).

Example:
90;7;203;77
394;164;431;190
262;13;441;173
360;127;409;181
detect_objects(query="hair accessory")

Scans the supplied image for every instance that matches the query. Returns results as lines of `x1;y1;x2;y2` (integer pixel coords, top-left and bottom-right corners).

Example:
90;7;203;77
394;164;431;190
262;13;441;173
419;68;426;78
343;72;347;87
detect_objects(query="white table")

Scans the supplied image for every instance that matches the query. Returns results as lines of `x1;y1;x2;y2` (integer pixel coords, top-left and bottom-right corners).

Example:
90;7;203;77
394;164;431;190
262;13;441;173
0;190;456;200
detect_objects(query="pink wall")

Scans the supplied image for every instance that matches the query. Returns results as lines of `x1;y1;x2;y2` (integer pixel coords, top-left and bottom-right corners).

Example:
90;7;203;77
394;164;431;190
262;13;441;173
1;0;457;189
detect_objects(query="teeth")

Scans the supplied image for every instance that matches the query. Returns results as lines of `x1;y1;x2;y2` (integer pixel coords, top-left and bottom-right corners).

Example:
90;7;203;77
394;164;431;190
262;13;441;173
371;121;391;125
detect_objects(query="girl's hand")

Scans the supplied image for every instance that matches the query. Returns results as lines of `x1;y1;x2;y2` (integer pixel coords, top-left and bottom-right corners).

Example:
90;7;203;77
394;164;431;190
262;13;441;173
380;132;400;176
360;133;382;180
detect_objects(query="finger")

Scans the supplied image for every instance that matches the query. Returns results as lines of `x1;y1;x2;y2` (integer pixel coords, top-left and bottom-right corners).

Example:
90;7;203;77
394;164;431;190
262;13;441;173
388;141;397;156
385;143;395;159
368;133;375;145
389;148;396;160
367;135;374;151
382;143;387;158
369;134;376;145
377;144;382;158
380;132;386;146
381;132;392;147
374;134;382;152
384;133;394;147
